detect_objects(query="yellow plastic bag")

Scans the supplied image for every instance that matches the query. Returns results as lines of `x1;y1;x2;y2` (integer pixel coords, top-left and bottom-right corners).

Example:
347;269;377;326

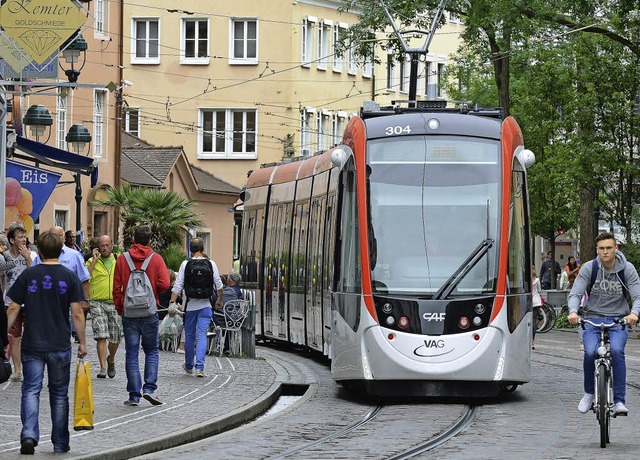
73;359;94;431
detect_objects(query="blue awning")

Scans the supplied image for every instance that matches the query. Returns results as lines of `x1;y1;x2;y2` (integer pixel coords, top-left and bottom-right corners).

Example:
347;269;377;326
14;136;98;186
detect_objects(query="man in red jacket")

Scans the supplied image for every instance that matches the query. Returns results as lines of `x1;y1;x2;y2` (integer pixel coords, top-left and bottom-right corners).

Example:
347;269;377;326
113;225;170;406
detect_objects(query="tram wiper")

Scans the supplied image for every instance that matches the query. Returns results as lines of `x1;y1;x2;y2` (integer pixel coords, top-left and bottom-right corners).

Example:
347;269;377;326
432;238;494;300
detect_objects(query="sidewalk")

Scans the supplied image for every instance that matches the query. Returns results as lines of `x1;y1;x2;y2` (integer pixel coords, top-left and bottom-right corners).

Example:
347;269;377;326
0;334;281;459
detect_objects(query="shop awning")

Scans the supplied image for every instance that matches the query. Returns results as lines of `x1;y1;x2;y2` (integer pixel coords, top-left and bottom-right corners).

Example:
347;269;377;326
13;135;98;186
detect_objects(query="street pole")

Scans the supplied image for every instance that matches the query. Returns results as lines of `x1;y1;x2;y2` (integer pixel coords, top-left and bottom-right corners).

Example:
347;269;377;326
0;87;6;231
75;172;82;238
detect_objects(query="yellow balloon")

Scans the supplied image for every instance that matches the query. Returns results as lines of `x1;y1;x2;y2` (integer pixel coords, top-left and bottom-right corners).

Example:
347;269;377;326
4;206;20;228
16;188;33;214
22;215;34;233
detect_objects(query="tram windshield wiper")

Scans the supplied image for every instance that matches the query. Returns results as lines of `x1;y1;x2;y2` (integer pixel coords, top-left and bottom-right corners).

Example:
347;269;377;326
432;238;494;300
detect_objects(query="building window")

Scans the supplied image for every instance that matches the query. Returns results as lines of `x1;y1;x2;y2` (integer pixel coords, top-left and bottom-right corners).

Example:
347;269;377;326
301;17;316;67
386;53;396;91
332;111;347;146
199;108;257;159
332;23;347;73
348;43;357;75
56;94;67;150
316;111;330;152
399;57;409;93
132;18;159;64
93;90;105;159
181;18;209;64
362;54;373;79
425;60;435;98
317;21;330;70
437;61;446;98
94;0;105;36
196;230;211;255
230;19;257;64
300;108;314;156
124;107;140;137
55;209;68;229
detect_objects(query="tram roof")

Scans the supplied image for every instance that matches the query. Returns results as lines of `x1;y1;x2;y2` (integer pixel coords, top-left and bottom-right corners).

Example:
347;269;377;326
297;149;333;180
247;149;336;188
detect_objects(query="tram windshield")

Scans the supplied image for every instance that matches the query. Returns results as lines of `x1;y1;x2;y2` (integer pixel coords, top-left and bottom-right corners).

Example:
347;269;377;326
367;136;501;296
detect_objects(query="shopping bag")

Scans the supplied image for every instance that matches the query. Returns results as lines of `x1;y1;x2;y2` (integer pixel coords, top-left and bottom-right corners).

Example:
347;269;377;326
73;359;94;431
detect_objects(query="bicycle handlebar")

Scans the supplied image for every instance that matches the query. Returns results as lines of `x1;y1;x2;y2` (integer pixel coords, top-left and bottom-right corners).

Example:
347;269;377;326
579;318;627;330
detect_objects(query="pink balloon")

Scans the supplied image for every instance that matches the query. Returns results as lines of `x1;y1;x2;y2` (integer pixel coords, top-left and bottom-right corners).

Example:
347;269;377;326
5;178;22;206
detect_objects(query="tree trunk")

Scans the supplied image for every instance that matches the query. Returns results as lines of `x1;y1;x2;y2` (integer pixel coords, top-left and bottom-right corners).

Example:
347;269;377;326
579;186;596;263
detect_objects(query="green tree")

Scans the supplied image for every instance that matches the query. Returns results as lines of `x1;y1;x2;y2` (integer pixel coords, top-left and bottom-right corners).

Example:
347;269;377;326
92;185;204;253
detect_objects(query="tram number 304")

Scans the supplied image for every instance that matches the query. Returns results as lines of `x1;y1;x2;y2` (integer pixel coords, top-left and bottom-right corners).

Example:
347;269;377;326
385;125;412;135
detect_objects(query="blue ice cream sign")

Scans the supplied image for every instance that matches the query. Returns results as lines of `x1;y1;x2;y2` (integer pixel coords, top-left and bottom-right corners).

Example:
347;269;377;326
5;160;61;233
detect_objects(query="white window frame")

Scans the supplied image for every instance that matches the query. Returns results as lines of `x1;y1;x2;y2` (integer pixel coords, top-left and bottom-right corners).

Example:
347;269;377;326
301;16;316;68
198;108;257;159
362;54;373;79
332;111;347;147
332;23;347;73
93;0;109;39
399;57;410;93
229;18;258;65
317;20;331;70
424;56;435;98
300;107;315;156
316;110;331;152
124;106;140;138
54;206;70;230
131;18;160;64
196;229;212;255
93;90;106;159
180;17;210;65
56;94;67;150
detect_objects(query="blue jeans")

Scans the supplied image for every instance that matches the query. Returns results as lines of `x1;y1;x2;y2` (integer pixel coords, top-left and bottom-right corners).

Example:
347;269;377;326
21;348;72;452
583;318;628;403
184;308;212;371
122;315;159;401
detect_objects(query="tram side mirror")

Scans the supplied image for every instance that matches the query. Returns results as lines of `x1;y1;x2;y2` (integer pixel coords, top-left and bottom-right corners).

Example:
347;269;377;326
517;149;535;169
330;145;354;168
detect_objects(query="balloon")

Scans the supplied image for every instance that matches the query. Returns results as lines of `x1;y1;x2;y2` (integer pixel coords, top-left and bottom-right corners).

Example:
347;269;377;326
16;188;33;214
5;178;22;206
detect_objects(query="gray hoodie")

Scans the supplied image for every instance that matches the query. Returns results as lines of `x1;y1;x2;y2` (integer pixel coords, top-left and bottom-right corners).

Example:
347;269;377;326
568;251;640;318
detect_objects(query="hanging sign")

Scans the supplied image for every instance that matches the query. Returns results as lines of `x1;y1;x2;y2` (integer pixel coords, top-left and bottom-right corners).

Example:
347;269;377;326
5;160;61;233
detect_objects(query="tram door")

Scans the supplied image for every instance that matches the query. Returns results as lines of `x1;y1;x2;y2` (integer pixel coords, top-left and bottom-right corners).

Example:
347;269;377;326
322;172;339;355
290;178;312;345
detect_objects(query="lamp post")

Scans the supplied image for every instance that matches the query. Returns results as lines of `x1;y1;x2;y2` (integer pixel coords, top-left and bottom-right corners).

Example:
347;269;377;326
22;104;53;240
60;32;88;83
66;123;91;238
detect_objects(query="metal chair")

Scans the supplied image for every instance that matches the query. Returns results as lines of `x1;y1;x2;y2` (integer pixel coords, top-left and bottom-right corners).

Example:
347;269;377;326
207;299;250;356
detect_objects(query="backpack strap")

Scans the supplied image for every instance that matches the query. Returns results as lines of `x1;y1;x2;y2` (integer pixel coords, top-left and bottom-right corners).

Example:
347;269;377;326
141;253;154;270
123;252;135;271
587;259;598;296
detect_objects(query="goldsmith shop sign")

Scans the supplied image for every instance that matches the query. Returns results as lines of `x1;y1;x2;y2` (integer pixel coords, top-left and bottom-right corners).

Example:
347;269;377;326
0;0;87;64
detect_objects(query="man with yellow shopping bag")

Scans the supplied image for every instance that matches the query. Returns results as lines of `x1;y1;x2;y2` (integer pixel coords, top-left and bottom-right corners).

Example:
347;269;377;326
6;231;86;455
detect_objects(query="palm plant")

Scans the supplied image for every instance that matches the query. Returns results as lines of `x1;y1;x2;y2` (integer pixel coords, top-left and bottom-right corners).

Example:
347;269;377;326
92;185;204;253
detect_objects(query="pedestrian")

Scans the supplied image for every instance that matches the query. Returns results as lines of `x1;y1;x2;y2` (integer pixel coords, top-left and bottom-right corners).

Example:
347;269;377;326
4;224;38;381
540;251;561;290
6;230;86;455
170;237;223;377
34;226;91;343
564;255;580;289
64;230;82;251
568;231;640;415
86;235;123;379
0;234;18;359
531;265;542;350
113;225;170;406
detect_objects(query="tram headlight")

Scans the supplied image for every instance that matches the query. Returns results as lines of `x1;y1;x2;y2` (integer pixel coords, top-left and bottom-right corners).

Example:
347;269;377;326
474;303;486;314
427;118;440;130
398;316;410;329
382;303;393;314
472;316;482;326
458;316;470;329
385;316;395;326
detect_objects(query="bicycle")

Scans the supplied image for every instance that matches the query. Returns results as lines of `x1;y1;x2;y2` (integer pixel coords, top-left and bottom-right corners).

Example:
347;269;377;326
579;318;627;448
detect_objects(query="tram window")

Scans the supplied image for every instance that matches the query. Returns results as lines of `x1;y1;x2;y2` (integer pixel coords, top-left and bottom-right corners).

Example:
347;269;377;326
338;170;361;293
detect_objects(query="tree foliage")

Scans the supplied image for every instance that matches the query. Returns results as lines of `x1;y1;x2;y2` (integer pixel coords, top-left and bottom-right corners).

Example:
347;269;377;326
91;185;204;253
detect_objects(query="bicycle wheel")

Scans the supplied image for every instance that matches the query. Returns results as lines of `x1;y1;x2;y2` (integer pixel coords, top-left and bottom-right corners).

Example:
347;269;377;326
597;362;609;448
540;303;557;333
535;307;547;333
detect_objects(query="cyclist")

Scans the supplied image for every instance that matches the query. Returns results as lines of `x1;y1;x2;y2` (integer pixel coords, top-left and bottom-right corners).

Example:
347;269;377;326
567;232;640;415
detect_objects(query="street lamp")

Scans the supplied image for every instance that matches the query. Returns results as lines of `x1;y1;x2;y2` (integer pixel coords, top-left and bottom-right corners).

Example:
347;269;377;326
23;104;53;143
60;32;88;83
66;123;92;238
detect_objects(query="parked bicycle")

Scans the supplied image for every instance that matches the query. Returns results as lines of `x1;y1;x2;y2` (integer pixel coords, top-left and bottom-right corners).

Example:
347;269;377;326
535;301;558;334
580;318;627;448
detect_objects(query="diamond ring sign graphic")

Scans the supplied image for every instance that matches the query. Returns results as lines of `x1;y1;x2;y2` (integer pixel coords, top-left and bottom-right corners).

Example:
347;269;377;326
0;0;87;65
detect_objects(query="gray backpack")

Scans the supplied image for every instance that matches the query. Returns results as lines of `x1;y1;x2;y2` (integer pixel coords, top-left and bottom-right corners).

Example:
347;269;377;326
123;252;157;318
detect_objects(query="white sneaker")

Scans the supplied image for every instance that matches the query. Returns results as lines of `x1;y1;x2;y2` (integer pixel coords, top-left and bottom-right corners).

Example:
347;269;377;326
614;402;629;415
578;393;594;413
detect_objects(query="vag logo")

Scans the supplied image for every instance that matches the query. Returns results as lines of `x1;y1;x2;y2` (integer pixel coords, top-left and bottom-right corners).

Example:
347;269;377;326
413;339;452;357
423;312;446;321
